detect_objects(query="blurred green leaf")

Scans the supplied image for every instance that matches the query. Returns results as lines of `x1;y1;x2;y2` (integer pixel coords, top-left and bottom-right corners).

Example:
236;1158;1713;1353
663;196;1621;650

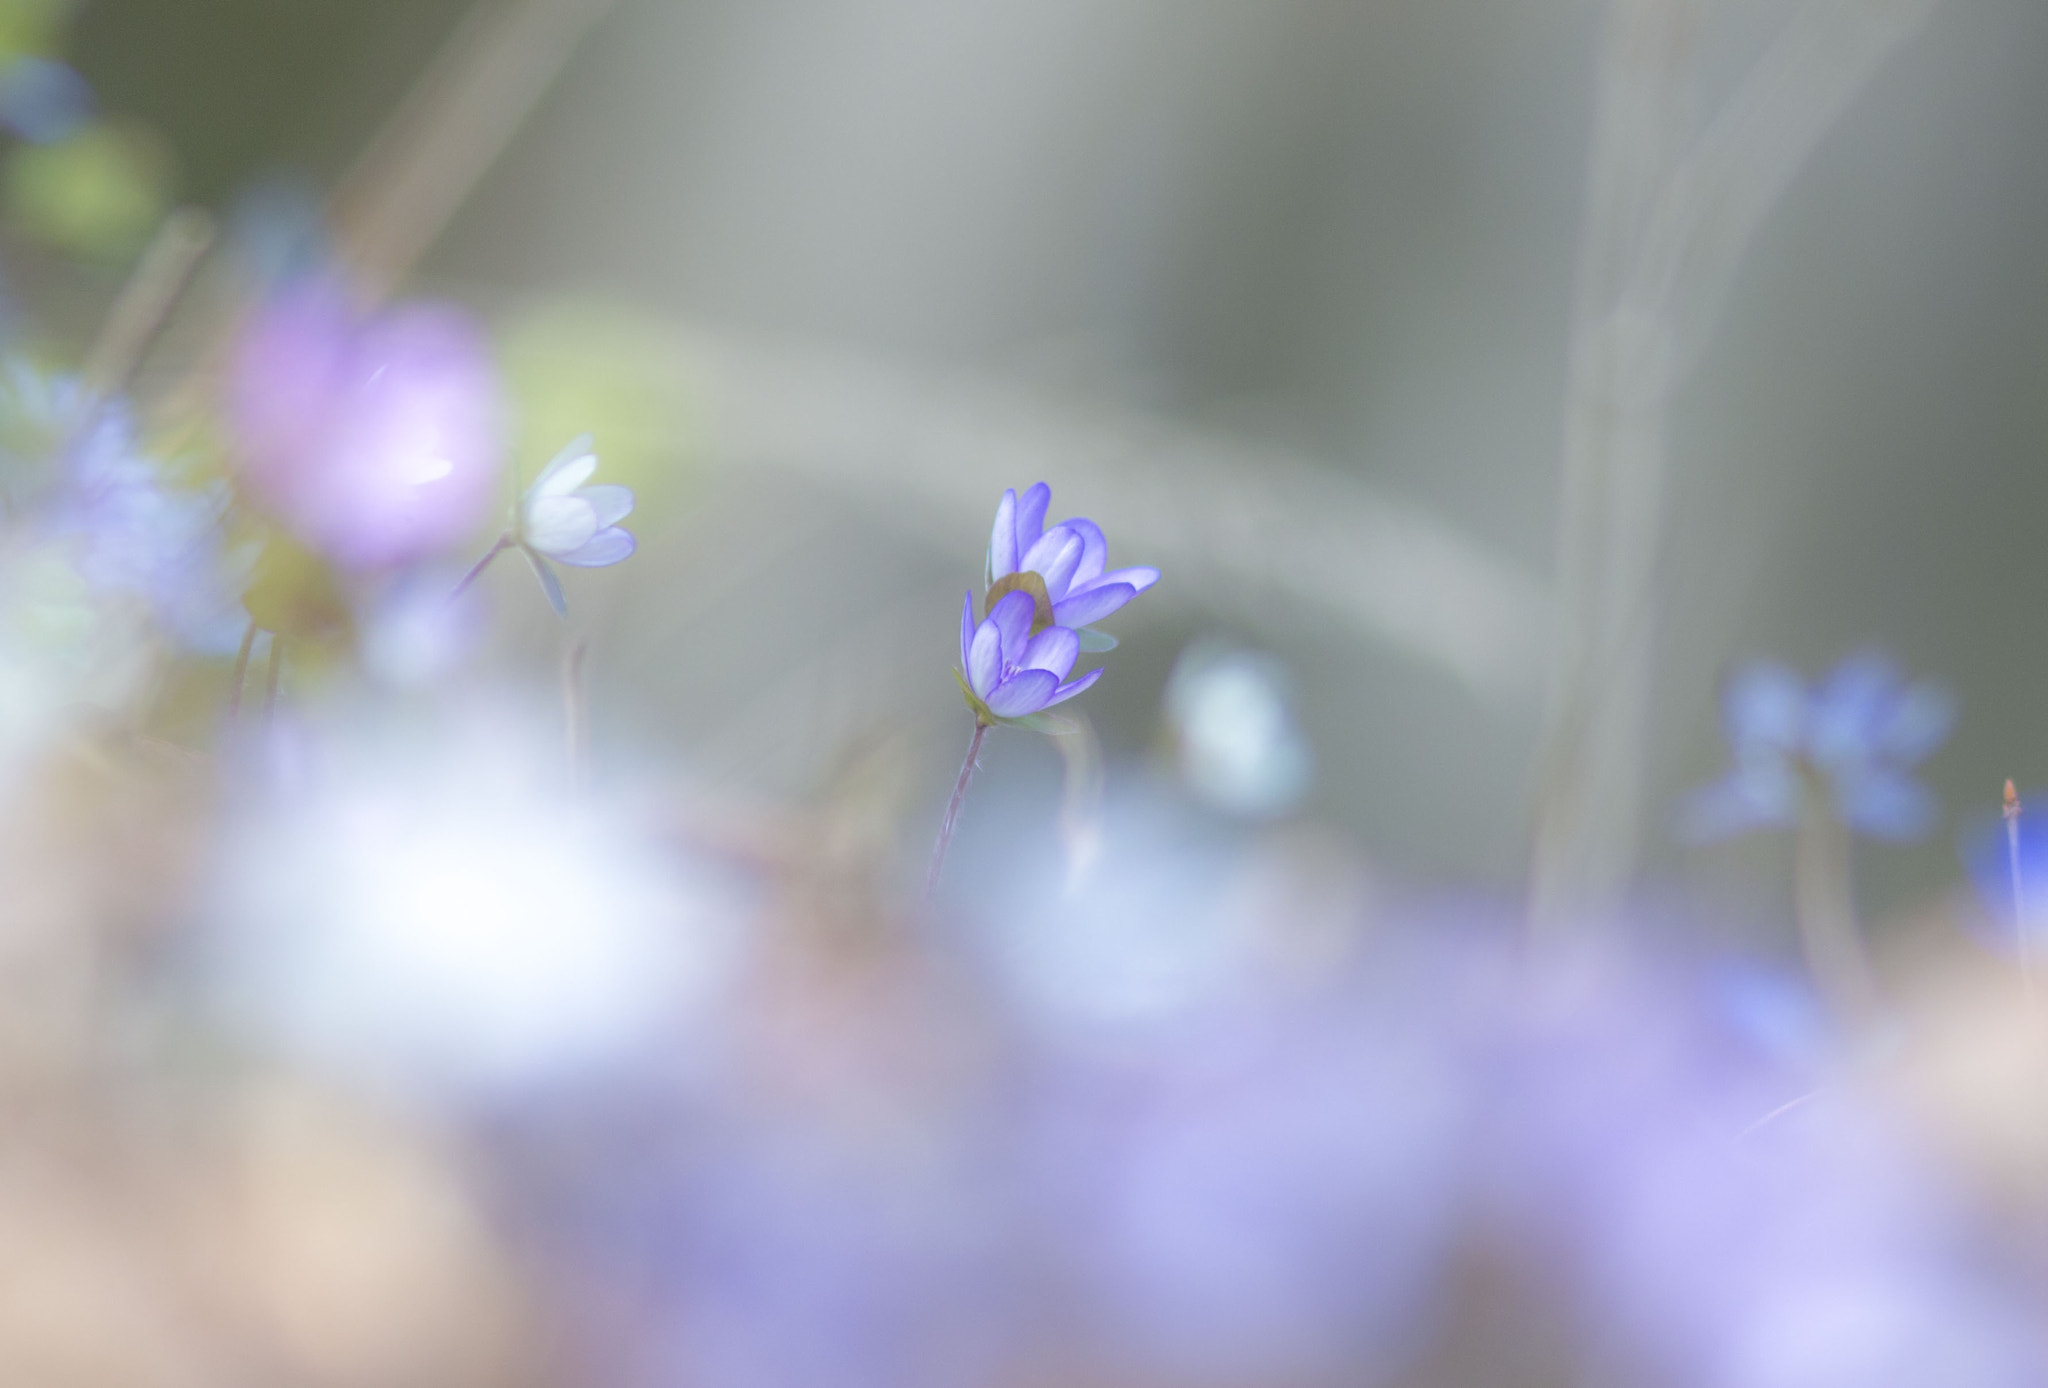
5;119;171;260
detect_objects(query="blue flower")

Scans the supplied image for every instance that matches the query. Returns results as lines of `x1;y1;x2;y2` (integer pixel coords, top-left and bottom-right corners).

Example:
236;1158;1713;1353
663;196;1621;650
989;482;1158;634
455;434;636;617
1682;653;1953;842
957;589;1100;724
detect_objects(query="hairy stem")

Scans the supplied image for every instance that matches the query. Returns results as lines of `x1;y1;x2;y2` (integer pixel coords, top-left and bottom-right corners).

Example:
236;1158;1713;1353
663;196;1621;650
925;720;989;900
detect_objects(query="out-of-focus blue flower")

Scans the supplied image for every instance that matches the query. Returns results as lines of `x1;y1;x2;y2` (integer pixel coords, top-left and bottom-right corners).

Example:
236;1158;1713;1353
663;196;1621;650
0;363;248;652
958;589;1098;723
227;278;503;571
988;481;1157;633
1682;653;1953;842
1164;642;1311;818
0;57;93;145
512;433;635;616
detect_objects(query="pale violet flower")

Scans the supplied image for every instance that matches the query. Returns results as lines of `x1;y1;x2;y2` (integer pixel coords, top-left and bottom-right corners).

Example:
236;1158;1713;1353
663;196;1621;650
989;481;1158;639
456;433;636;616
958;588;1100;726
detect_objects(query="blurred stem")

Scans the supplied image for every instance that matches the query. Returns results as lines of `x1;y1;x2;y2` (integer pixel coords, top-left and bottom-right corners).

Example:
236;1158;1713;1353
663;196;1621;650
82;208;215;399
262;636;285;724
2006;792;2034;1007
925;720;989;900
1055;713;1104;891
226;620;257;722
453;533;512;598
1793;773;1879;1028
563;637;589;794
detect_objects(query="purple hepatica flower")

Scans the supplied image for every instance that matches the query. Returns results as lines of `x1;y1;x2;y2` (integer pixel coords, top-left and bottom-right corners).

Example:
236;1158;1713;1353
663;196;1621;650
1682;652;1954;843
0;58;93;144
988;482;1157;644
957;589;1099;727
228;279;502;571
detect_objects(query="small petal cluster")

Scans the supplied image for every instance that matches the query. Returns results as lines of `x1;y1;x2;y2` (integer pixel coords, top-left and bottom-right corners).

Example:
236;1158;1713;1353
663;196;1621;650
960;589;1100;723
1683;653;1954;842
989;482;1159;631
513;434;635;615
227;279;502;571
956;482;1156;727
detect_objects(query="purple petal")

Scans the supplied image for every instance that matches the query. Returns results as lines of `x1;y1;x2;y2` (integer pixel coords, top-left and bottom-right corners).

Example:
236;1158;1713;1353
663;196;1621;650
989;589;1035;661
1045;666;1104;706
1061;517;1106;588
522;546;568;618
1875;682;1954;764
1837;768;1937;842
990;489;1018;578
1053;582;1136;629
1014;483;1051;561
960;591;975;671
1078;564;1159;596
985;668;1059;718
1020;626;1079;680
1723;660;1806;756
1677;766;1799;842
968;619;1003;698
1023;526;1084;600
553;526;636;567
579;483;634;528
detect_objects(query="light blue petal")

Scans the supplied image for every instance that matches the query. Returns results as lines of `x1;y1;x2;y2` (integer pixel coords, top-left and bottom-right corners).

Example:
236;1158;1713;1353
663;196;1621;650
1677;767;1799;842
1723;660;1806;757
1875;682;1955;764
1837;769;1937;842
1014;482;1051;560
1023;526;1084;600
968;619;1003;699
960;591;976;672
990;489;1018;578
989;589;1035;662
1020;625;1079;680
1045;666;1104;706
985;668;1059;718
554;527;636;567
1053;582;1136;630
522;546;568;618
578;483;634;529
1061;517;1106;588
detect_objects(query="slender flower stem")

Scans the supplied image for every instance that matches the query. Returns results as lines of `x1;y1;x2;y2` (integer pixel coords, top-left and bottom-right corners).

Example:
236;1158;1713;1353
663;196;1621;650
2005;780;2033;1007
1793;774;1879;1029
563;637;589;794
226;620;258;721
926;720;989;900
452;532;512;598
263;635;285;724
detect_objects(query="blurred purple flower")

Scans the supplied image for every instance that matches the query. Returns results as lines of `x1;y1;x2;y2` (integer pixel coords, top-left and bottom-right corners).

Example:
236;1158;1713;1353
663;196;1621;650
988;482;1157;634
958;589;1098;723
453;434;636;617
227;280;503;570
1682;653;1953;842
0;57;93;144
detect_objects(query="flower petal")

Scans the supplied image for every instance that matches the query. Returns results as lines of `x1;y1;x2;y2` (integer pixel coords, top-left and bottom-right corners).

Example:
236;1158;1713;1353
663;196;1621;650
533;436;598;497
1723;660;1806;757
1022;525;1084;600
985;668;1059;718
1837;768;1937;842
1076;564;1159;596
524;494;600;555
990;489;1018;578
1014;483;1050;561
960;591;975;672
968;618;1003;698
1053;582;1136;629
1677;766;1798;842
554;527;636;567
989;589;1036;663
578;483;635;529
1045;666;1103;706
522;545;568;618
1875;682;1954;764
1020;625;1079;680
1061;517;1106;588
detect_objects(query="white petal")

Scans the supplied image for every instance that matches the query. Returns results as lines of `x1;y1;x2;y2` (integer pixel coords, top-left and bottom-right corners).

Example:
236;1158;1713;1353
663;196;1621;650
531;437;599;498
524;494;599;555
